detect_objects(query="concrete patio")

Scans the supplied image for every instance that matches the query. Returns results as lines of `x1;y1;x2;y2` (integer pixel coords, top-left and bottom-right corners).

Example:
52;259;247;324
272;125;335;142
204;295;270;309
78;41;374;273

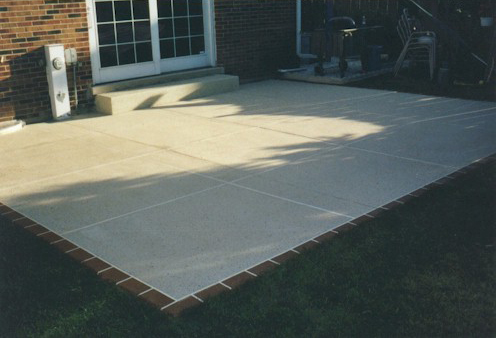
1;80;495;312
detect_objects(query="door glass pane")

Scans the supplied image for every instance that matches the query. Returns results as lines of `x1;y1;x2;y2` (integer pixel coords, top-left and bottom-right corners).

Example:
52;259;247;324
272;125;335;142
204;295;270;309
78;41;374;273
174;18;189;37
95;0;152;68
118;44;136;65
158;19;173;39
134;21;151;41
96;2;113;22
98;23;115;45
160;39;175;58
189;0;202;16
191;36;204;54
175;37;190;57
100;46;118;67
133;0;149;19
116;22;133;43
189;16;203;35
157;0;172;18
157;0;205;59
136;42;153;62
173;1;188;16
114;1;132;21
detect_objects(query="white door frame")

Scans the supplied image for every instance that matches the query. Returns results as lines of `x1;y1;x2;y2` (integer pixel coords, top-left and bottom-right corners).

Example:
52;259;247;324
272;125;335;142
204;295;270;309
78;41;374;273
86;0;216;84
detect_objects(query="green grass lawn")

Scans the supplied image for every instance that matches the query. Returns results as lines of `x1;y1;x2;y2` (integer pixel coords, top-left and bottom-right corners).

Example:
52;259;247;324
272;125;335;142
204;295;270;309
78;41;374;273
1;160;495;338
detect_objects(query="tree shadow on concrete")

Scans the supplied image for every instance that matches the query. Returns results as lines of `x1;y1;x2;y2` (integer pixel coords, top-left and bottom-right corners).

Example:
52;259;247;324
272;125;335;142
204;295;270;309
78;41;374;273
0;79;494;306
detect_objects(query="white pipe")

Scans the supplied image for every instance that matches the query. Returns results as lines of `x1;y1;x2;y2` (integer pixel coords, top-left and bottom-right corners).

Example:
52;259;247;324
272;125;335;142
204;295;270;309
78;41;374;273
73;64;78;110
296;0;318;59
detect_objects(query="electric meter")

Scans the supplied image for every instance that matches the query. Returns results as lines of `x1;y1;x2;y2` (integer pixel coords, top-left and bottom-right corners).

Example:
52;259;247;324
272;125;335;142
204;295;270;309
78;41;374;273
52;57;64;70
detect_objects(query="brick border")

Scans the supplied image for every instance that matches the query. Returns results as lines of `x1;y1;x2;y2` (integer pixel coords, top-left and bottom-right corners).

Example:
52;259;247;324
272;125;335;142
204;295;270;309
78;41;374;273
0;206;176;312
1;154;495;316
163;153;496;315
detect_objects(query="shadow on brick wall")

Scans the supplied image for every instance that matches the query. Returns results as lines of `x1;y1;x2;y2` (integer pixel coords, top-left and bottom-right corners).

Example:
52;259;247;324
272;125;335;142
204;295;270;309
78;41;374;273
1;47;92;124
1;47;52;123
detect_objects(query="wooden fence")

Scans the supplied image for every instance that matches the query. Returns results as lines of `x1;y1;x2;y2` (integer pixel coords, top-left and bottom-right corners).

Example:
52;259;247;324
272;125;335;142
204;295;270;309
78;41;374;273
300;0;404;57
333;0;400;19
301;0;402;31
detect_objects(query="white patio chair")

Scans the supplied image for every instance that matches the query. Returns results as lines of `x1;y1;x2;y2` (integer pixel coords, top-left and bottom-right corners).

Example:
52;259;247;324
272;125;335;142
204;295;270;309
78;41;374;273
394;9;436;80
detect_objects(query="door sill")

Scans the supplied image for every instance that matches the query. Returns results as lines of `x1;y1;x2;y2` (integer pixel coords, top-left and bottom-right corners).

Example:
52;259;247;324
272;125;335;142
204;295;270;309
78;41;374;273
91;67;225;95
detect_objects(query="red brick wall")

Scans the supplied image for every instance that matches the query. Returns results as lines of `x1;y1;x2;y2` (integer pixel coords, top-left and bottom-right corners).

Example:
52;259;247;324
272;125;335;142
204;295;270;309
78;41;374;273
0;0;298;123
0;0;91;123
214;0;297;81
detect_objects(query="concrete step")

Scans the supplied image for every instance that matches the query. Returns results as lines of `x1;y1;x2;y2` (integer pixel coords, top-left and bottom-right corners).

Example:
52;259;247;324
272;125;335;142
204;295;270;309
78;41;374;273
0;119;25;135
92;67;225;95
95;74;239;115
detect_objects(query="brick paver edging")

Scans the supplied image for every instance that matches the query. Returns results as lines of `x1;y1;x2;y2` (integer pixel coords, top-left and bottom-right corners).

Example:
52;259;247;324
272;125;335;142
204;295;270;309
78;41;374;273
1;153;495;316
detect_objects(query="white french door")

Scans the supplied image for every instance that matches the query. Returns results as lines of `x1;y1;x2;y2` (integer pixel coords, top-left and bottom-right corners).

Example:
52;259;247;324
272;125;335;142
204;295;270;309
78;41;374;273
88;0;215;84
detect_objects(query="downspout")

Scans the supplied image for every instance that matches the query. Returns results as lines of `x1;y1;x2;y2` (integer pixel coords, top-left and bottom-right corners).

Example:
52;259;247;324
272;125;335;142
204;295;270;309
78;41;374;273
296;0;317;59
73;63;78;110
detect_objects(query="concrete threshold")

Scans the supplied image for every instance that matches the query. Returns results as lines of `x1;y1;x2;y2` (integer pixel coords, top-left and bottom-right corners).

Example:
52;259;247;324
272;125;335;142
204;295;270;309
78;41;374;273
92;67;226;95
94;69;239;115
